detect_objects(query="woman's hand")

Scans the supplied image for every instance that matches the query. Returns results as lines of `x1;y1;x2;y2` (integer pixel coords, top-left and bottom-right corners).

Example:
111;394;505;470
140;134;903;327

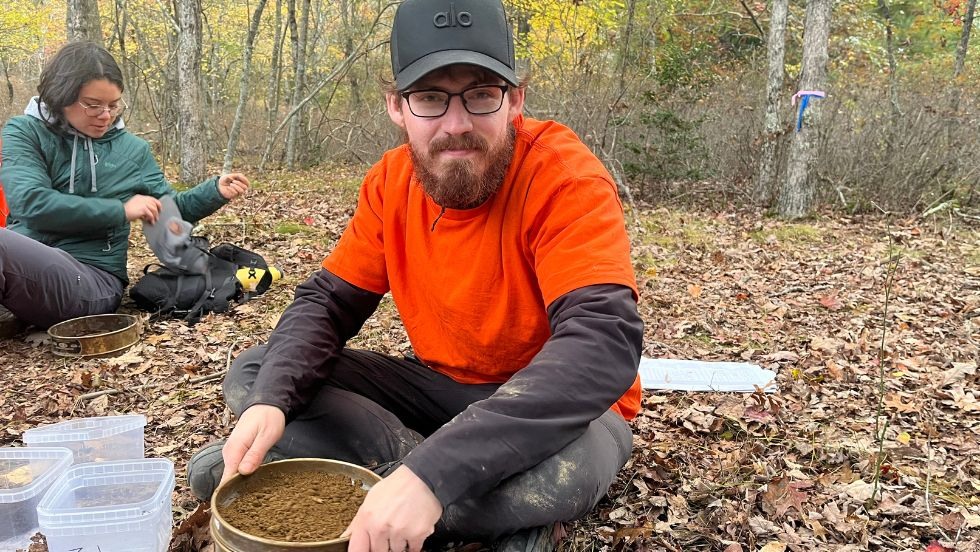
124;194;162;223
218;173;250;200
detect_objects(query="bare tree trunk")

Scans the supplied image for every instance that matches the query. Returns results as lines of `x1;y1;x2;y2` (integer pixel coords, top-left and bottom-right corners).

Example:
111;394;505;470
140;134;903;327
258;3;395;170
617;0;637;106
753;0;788;206
176;0;207;182
66;0;105;46
514;5;532;77
127;3;177;166
595;0;637;206
600;0;636;153
877;0;902;128
341;0;362;112
111;0;131;86
947;0;976;129
283;0;299;167
737;0;766;38
202;15;223;148
950;0;977;109
111;0;142;116
778;0;831;219
263;0;286;160
224;0;269;173
945;0;977;183
285;0;311;169
1;59;13;107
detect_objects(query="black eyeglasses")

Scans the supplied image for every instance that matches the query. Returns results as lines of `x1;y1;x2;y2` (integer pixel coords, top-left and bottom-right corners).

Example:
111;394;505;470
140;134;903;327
400;85;509;118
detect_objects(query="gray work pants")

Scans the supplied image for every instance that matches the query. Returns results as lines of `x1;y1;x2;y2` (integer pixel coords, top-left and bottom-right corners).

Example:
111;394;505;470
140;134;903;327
224;345;633;541
0;228;124;328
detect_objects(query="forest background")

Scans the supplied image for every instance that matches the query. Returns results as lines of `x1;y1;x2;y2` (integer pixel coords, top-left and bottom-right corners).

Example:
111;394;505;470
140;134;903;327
0;0;977;216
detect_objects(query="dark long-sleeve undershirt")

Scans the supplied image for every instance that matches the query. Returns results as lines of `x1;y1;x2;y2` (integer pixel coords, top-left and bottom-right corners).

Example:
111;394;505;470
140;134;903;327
241;268;643;508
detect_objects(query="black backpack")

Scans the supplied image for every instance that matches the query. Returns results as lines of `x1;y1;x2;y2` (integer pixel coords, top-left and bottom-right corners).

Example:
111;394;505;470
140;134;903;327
129;238;273;325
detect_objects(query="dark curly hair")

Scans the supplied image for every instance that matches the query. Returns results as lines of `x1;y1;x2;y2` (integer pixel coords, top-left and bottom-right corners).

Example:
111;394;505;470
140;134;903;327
37;42;124;132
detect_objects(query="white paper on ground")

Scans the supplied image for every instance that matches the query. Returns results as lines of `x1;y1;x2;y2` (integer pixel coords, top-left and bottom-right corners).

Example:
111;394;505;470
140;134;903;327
638;357;778;393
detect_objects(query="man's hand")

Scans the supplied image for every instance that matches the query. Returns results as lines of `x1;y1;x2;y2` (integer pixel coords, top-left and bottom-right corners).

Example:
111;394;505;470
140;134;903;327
218;173;250;200
124;194;162;223
219;404;286;486
343;465;443;552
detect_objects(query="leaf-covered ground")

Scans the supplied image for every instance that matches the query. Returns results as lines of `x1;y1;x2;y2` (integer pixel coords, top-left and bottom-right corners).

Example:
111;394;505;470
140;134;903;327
2;170;978;552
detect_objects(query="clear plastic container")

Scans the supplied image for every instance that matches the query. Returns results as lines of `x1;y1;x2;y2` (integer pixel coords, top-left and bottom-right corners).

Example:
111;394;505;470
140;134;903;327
37;458;174;552
0;447;74;552
22;415;146;463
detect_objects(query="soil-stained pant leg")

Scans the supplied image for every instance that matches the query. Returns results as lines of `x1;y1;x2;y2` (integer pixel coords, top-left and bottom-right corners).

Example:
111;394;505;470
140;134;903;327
0;228;123;328
223;345;425;470
436;410;633;541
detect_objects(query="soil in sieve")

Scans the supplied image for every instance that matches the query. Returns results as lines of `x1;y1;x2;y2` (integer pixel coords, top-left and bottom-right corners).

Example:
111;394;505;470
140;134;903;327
218;470;369;542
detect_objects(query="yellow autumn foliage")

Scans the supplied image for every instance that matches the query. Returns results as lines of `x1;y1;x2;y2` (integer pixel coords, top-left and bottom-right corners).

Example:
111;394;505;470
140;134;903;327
0;0;57;58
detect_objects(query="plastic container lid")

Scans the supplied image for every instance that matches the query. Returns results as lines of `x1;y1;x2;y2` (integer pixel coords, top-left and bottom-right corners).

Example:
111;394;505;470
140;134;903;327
22;415;146;445
37;458;174;528
0;447;74;503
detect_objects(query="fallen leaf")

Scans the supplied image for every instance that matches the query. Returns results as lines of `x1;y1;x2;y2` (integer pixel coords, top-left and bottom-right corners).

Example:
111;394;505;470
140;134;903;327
805;518;828;539
817;292;843;310
878;492;911;516
883;392;917;413
688;283;703;298
608;506;630;522
809;336;842;353
164;414;188;427
171;502;212;552
937;511;965;532
748;515;780;536
962;509;980;528
744;406;776;425
90;394;109;416
945;386;980;411
75;370;93;388
145;332;173;345
153;444;179;455
938;361;977;385
612;527;653;547
24;331;51;347
844;479;875;502
104;350;145;367
825;359;845;379
631;478;650;498
950;361;977;375
763;351;799;362
762;476;809;518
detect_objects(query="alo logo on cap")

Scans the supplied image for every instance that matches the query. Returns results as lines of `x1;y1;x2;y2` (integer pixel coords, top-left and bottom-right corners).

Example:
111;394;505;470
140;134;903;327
433;3;471;28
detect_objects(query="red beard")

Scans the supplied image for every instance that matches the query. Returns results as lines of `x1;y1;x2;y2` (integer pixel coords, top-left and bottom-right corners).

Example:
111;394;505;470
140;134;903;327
409;126;516;210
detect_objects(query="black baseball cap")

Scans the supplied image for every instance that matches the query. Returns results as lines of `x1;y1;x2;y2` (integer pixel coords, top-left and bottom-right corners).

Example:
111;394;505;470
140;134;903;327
391;0;518;91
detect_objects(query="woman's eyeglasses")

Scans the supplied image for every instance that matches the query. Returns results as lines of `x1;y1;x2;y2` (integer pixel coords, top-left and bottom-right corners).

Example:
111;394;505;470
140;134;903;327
77;100;127;118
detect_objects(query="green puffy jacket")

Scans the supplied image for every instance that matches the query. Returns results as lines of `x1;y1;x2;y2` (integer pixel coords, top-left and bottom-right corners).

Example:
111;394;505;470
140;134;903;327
0;98;228;284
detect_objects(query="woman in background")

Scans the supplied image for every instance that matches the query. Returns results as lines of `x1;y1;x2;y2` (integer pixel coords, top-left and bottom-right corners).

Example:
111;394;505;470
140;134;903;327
0;41;249;330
